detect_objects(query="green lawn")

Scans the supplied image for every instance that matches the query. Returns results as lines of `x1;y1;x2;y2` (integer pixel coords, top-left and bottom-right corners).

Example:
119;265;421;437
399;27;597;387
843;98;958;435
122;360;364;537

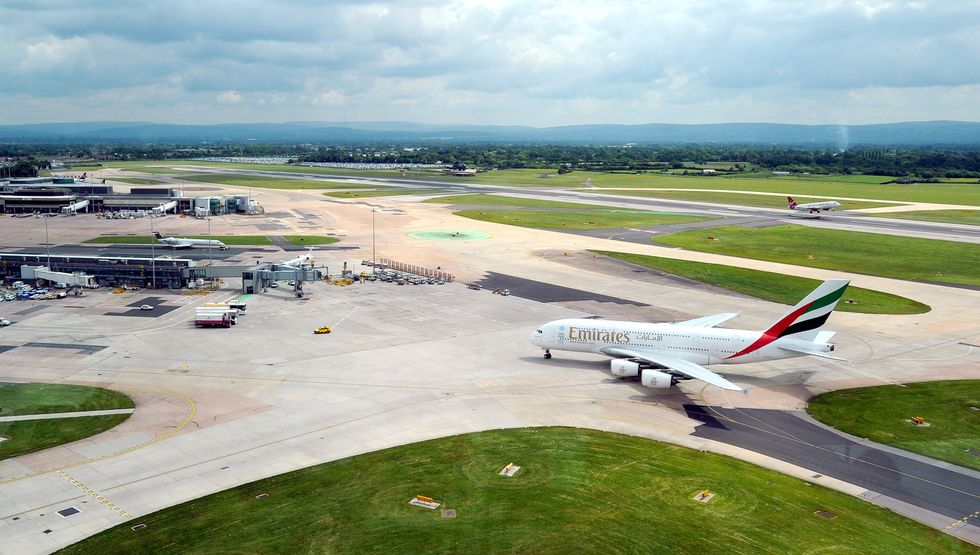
57;427;968;554
105;162;980;204
184;173;382;190
425;193;618;209
455;210;713;230
281;235;339;246
654;224;980;286
0;383;133;416
591;189;895;210
110;177;165;185
808;381;980;471
593;251;929;315
1;415;131;460
324;188;448;198
84;235;273;245
867;209;980;226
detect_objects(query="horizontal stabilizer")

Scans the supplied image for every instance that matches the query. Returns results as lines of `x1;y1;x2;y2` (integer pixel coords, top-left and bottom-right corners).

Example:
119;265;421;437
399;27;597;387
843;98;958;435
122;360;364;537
674;312;739;328
778;344;846;361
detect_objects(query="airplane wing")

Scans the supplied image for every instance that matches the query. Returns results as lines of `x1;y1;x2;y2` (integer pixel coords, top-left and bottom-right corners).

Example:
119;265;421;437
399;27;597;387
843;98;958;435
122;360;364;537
674;312;739;328
600;347;743;391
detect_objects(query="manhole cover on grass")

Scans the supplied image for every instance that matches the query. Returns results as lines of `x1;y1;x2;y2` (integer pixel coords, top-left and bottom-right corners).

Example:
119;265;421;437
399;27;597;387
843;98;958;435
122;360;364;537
409;230;489;241
814;510;837;519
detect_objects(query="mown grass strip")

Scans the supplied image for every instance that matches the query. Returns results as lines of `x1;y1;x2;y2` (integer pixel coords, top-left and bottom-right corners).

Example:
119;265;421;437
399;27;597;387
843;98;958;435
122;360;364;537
0;415;131;460
455;209;712;230
281;235;339;246
653;224;980;286
866;209;979;226
591;189;895;210
593;250;929;314
324;189;447;198
0;383;133;417
426;193;617;209
57;427;967;554
808;380;980;471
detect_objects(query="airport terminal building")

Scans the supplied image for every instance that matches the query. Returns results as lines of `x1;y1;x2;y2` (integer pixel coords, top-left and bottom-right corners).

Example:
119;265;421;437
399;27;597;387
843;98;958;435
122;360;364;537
0;253;206;289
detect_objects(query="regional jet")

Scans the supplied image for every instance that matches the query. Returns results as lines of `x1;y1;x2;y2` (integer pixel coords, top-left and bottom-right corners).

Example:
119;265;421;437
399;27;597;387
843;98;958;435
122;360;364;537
153;231;229;250
282;247;315;268
529;279;849;391
788;196;841;214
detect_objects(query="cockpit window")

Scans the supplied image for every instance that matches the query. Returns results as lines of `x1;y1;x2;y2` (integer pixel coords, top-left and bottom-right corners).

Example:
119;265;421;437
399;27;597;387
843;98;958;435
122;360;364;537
536;329;543;333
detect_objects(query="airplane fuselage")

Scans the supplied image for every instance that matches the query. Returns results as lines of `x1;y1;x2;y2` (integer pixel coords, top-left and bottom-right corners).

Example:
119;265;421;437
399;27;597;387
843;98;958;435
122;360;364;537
530;318;830;365
159;237;228;250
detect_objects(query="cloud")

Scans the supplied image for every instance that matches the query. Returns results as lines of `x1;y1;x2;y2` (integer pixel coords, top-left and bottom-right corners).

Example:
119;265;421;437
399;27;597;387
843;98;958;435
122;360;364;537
217;90;244;103
0;0;978;125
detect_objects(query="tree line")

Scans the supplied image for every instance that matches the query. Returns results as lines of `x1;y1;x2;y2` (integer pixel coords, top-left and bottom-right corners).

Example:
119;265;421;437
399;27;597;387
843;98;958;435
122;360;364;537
3;143;980;179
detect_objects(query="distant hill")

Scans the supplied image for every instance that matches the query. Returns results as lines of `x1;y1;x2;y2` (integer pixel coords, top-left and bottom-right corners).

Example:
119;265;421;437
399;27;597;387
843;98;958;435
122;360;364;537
0;120;978;146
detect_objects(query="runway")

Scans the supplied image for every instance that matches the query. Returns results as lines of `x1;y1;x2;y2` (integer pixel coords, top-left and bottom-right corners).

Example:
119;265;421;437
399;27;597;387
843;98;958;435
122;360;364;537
162;165;980;243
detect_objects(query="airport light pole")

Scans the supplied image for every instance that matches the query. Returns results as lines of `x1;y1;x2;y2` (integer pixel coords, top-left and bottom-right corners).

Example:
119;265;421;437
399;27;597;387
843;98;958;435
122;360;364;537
44;214;50;269
372;209;376;274
207;216;213;269
150;217;156;288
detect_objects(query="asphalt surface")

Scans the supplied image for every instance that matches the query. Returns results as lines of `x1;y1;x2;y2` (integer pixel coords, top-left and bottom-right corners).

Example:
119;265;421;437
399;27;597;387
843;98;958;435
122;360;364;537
684;405;980;522
475;271;647;306
171;166;980;243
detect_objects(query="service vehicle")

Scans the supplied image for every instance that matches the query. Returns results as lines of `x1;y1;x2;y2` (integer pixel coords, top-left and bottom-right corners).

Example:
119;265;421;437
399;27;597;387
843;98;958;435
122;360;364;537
314;326;332;334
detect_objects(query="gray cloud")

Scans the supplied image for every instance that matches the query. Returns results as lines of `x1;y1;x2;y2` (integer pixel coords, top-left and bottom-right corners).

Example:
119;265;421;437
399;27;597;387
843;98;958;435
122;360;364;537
1;0;978;125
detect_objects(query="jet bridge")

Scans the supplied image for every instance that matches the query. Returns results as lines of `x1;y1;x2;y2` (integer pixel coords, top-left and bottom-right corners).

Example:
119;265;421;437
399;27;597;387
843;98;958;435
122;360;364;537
242;263;324;297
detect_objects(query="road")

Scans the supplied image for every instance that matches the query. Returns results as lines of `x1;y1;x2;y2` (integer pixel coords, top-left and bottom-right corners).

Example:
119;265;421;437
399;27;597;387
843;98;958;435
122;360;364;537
685;405;980;530
163;165;980;243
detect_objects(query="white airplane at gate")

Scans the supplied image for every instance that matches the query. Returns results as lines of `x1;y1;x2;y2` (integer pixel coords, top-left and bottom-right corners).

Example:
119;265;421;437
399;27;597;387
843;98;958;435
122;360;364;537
529;279;850;391
788;196;841;214
282;247;315;268
153;231;228;250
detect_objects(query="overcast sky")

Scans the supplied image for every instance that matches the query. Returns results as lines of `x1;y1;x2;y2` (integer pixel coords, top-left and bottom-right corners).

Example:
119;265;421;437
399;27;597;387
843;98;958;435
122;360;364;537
2;0;978;126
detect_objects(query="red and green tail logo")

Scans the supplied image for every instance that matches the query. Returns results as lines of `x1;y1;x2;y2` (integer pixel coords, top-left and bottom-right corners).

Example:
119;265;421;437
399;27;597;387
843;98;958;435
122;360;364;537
727;280;849;359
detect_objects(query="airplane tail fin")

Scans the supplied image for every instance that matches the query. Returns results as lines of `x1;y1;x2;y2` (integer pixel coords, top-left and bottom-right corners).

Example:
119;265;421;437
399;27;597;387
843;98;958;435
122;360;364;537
763;279;849;338
725;280;849;360
787;196;798;208
153;231;164;240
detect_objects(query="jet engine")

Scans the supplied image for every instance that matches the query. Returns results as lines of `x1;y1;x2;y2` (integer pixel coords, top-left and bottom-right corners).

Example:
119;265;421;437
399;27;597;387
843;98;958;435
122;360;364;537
641;370;674;389
610;358;641;378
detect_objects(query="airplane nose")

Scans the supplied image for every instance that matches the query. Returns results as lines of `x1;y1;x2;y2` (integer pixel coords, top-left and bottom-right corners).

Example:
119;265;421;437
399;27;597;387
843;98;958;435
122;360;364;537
528;331;540;345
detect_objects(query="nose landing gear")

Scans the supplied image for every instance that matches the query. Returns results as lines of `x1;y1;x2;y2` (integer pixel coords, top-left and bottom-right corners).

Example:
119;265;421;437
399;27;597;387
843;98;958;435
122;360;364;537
544;350;552;359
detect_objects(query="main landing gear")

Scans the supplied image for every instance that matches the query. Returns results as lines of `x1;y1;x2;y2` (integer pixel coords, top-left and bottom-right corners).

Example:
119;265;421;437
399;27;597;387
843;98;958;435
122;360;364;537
544;350;552;359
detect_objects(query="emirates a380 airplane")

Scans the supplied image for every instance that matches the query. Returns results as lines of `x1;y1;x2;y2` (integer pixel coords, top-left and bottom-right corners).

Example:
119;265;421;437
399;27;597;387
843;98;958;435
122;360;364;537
529;279;850;391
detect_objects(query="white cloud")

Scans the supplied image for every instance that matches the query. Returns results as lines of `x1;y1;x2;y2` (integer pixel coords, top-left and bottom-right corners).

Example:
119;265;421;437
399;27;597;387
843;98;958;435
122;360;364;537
217;90;244;103
0;0;978;125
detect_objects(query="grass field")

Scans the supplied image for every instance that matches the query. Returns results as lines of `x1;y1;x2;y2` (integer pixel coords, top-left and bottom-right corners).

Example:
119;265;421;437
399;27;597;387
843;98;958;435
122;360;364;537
808;381;980;471
0;415;131;460
455;209;713;230
593;251;930;315
182;173;381;190
0;383;134;460
591;189;895;210
58;427;968;554
866;209;980;226
425;193;620;209
654;224;980;286
110;177;165;185
105;161;980;205
324;188;447;198
0;383;134;416
282;235;339;246
84;235;273;245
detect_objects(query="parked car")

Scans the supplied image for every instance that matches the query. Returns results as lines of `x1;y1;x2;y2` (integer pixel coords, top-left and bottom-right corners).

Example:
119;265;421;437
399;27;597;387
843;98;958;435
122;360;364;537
139;304;154;310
